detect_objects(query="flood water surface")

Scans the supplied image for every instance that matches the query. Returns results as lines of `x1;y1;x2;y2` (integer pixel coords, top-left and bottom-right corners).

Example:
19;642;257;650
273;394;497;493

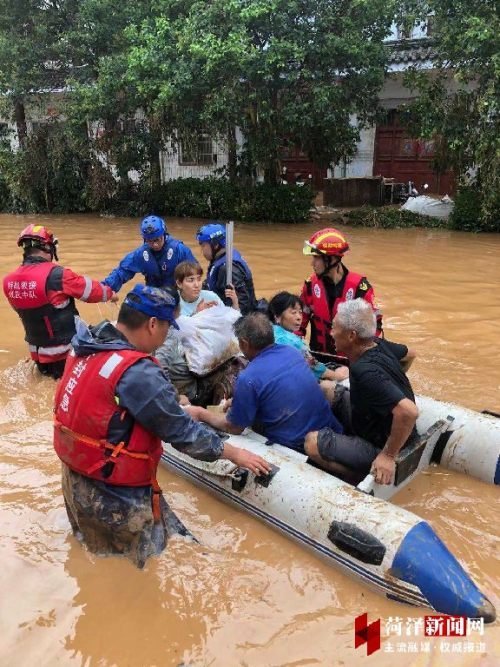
0;214;499;665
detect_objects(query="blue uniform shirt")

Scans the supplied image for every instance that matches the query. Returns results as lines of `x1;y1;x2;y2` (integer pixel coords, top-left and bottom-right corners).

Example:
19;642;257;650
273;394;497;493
228;344;342;452
103;237;195;292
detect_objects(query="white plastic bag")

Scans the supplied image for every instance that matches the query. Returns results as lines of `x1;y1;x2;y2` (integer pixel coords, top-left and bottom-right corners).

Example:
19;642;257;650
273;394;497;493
176;306;241;376
401;194;454;219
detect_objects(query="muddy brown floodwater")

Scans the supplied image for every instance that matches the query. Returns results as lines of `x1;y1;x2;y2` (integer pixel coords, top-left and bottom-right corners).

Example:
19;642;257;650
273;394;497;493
0;213;499;666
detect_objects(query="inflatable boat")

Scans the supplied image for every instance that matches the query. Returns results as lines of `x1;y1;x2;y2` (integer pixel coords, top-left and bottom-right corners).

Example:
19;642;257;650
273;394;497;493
161;394;499;621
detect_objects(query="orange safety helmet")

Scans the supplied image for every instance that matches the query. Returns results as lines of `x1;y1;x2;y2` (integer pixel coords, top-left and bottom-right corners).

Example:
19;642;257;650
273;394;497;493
17;224;59;260
303;228;349;257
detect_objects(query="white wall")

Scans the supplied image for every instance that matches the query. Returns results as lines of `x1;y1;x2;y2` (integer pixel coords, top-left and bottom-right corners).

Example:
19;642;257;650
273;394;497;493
159;136;229;182
379;72;419;108
331;125;376;179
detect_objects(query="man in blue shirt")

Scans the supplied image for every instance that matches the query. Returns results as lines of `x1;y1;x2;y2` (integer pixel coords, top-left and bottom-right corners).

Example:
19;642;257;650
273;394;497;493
186;312;342;452
103;215;195;292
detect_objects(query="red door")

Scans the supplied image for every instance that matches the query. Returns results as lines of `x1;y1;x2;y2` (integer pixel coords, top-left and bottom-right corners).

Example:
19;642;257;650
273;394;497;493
373;112;455;195
280;145;328;190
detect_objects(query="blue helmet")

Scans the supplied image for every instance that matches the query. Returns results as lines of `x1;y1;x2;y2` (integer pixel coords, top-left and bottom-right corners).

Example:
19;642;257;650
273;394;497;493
196;222;226;248
141;215;166;240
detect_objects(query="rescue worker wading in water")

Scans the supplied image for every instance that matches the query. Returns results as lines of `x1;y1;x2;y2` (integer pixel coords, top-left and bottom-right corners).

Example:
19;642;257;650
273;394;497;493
53;284;271;568
102;215;195;293
299;228;383;363
3;224;117;379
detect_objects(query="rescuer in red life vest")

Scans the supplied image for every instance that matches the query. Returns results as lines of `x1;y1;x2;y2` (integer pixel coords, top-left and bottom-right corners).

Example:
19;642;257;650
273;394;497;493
299;228;383;362
2;224;118;379
53;284;271;568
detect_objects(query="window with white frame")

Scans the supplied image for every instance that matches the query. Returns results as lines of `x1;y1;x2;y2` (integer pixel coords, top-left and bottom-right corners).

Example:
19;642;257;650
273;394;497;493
179;131;215;166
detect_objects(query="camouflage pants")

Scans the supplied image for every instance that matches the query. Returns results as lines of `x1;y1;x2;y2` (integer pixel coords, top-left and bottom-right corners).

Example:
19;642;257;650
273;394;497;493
61;463;190;568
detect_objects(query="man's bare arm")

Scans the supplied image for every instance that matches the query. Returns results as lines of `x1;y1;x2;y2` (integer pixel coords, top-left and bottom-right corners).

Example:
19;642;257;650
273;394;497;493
184;405;244;435
383;398;419;458
371;398;418;484
400;348;417;373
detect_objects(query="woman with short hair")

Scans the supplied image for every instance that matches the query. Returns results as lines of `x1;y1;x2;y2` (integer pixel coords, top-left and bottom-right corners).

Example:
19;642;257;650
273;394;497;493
268;291;349;396
174;261;238;316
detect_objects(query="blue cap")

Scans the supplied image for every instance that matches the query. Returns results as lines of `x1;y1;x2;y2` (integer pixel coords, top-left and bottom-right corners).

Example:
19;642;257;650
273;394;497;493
123;285;179;329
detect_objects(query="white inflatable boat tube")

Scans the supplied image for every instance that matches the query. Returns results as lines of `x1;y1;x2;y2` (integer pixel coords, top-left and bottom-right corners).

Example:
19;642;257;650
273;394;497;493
161;403;497;622
416;395;500;485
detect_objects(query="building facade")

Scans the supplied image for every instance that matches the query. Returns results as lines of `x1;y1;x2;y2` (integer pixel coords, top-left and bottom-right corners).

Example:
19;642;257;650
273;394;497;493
286;21;455;195
1;21;454;195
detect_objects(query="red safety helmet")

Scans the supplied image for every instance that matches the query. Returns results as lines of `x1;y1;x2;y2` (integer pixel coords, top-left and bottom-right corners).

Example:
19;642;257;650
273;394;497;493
17;224;59;260
303;228;349;257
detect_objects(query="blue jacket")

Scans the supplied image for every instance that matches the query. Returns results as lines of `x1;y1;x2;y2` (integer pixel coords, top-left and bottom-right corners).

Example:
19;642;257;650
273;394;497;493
70;318;224;461
103;237;195;292
205;249;257;315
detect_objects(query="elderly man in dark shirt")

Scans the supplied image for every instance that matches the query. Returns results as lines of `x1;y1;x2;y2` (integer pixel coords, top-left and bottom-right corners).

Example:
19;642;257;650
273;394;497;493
305;298;418;485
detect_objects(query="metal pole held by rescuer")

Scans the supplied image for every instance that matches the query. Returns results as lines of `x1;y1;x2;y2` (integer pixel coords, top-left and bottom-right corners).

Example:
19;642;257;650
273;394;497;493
225;220;234;307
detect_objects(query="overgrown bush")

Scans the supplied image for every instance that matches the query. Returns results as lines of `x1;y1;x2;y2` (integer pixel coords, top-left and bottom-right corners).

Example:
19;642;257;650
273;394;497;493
0;173;10;210
449;185;499;232
0;124;88;213
237;183;314;223
344;206;443;229
161;178;241;219
0;139;314;222
102;177;313;222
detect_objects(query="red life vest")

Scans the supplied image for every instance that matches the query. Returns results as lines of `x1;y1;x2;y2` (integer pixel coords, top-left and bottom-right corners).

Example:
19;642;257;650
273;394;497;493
3;261;77;348
302;270;364;353
54;349;163;493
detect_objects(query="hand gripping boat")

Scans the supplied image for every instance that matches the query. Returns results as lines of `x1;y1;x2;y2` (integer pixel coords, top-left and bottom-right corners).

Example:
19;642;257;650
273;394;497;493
161;394;499;622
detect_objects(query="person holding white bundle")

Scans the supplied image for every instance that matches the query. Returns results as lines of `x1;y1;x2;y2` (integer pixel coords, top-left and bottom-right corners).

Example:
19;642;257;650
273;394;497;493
174;261;238;316
155;279;245;406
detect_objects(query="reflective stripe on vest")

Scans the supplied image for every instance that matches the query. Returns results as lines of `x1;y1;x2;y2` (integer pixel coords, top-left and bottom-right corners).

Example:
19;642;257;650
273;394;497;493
29;342;72;363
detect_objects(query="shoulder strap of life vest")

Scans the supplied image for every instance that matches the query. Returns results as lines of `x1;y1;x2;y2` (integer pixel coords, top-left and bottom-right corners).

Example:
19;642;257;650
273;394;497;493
331;270;364;317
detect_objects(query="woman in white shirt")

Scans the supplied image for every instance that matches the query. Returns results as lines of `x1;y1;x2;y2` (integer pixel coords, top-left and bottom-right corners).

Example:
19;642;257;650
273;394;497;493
174;261;238;316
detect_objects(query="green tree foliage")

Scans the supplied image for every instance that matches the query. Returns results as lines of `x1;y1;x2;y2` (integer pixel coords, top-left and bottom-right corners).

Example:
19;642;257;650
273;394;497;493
0;0;78;145
400;1;499;229
118;0;395;183
63;0;165;196
0;1;90;212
